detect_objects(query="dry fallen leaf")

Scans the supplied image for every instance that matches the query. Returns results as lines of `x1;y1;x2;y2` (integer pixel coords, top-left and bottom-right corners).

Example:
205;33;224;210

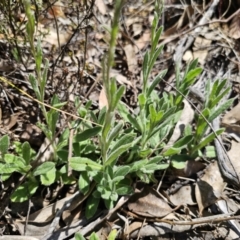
128;186;172;218
169;185;196;206
124;44;137;73
226;140;240;180
47;1;65;18
195;161;226;215
95;0;107;15
135;29;151;51
110;70;132;87
221;103;240;141
163;6;194;38
169;160;205;178
228;14;240;39
222;102;240;126
192;36;212;65
99;87;108;110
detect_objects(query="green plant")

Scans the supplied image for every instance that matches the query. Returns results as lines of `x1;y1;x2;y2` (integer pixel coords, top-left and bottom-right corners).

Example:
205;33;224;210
0;0;233;225
74;229;117;240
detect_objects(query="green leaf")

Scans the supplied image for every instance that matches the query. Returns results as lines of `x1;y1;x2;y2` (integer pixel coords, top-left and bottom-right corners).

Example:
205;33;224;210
75;127;102;142
127;114;142;132
116;184;132;195
4;154;30;173
74;233;86;240
148;156;163;163
112;85;125;110
107;229;118;240
149;110;180;138
40;167;56;185
70;157;102;171
173;135;193;148
78;171;90;194
139;149;152;158
148;45;164;76
151;13;158;43
195;108;210;140
184;124;192;136
29;74;41;99
85;195;100;219
0;163;21;175
151;27;163;53
210;87;231;108
171;155;188;169
106;121;123;146
138;93;146;109
191;128;224;154
104;198;114;209
129;159;148;173
41;59;49;96
105;142;133;166
215;79;227;96
35;38;43;74
57;149;68;162
89;232;100;240
109;133;136;154
188;59;198;71
205;146;216;158
185;68;202;83
11;181;38;202
0;135;9;154
111;176;124;183
117;101;131;123
114;166;130;178
208;79;219;101
163;147;181;156
209;98;234;122
33;162;55;176
143;51;149;84
147;69;167;97
22;141;31;165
